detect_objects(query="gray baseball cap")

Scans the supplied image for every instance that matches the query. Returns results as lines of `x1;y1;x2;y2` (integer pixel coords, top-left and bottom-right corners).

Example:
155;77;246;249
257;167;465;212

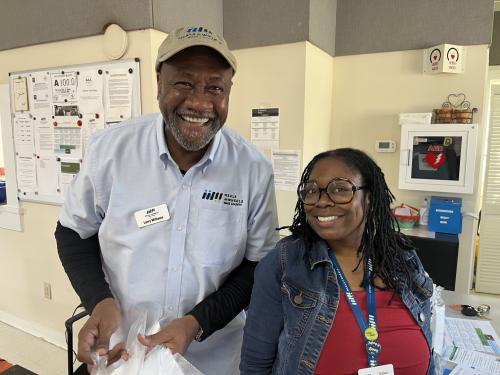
155;26;237;73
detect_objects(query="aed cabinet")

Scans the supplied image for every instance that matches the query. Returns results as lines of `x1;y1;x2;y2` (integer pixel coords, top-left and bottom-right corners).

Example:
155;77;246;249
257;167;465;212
399;124;477;194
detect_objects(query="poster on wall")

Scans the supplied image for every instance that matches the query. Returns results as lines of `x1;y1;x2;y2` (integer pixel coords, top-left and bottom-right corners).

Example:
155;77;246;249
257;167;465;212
271;149;301;192
251;107;279;150
8;58;141;205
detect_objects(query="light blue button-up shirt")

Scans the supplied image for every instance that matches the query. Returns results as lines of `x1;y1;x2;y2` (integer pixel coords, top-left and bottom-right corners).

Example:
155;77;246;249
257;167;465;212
59;113;279;374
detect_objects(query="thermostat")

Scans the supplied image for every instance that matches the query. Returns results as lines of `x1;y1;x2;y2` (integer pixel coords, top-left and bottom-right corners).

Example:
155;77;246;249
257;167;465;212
375;140;396;153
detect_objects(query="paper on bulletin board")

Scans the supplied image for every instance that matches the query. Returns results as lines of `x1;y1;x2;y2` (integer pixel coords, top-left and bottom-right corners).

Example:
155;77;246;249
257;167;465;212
77;70;105;151
272;149;301;192
53;103;80;128
105;69;132;122
77;70;104;114
251;107;279;150
36;156;59;196
13;113;35;156
16;155;37;192
58;158;81;197
34;116;54;157
54;127;82;159
52;74;81;128
81;114;105;153
11;76;29;112
51;71;78;103
29;71;51;114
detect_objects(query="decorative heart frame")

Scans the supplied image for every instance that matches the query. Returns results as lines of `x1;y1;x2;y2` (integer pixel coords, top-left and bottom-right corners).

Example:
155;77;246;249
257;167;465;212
442;93;470;109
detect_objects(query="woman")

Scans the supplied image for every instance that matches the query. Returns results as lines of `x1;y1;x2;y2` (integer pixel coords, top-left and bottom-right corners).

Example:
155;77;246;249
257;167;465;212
240;148;434;375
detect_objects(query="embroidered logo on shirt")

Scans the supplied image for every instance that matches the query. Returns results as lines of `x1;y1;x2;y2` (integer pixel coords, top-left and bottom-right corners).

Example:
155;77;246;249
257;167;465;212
202;190;243;206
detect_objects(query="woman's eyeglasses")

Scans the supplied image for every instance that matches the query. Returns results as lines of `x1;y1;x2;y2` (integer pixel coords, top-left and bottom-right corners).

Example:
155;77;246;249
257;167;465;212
297;177;365;206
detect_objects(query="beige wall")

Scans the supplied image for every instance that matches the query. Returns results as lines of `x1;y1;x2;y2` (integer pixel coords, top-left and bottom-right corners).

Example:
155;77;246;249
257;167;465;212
303;42;334;170
229;42;307;228
331;45;489;293
0;29;166;346
229;41;334;228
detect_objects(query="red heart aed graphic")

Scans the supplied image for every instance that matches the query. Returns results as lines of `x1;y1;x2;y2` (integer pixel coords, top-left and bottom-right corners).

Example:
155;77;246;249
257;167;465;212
433;56;438;60
425;153;446;169
451;54;455;60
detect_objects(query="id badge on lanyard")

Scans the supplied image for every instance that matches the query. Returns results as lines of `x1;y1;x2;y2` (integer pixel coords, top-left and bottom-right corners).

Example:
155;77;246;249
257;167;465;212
329;254;393;372
358;364;394;375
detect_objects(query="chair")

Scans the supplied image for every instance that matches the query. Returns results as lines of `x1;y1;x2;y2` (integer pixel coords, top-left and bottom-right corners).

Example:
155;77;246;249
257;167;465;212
65;306;89;375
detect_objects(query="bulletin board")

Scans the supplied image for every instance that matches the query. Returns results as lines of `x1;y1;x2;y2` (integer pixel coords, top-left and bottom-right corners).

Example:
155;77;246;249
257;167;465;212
8;58;141;205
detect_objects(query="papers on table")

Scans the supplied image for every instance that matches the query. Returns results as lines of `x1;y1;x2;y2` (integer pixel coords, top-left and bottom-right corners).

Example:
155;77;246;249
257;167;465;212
445;318;500;354
444;347;500;375
440;317;500;375
447;364;495;374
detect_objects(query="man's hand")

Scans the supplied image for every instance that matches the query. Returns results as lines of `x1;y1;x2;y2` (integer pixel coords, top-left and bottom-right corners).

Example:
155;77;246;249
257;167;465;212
77;298;124;369
138;315;200;355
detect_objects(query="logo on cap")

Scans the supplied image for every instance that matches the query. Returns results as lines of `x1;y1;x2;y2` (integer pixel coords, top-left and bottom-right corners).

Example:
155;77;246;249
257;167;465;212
186;26;212;34
180;26;219;43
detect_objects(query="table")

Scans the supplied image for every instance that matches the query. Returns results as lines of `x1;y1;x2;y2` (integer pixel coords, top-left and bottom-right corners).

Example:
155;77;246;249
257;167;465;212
442;290;500;334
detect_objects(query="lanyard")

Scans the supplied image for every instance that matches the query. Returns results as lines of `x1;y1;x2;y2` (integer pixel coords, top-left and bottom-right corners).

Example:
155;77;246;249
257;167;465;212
329;253;381;367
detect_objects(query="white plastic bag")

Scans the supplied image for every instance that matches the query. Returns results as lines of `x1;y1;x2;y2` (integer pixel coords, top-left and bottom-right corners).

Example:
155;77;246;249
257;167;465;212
430;284;446;375
142;346;203;375
430;284;446;355
91;309;148;375
90;305;203;375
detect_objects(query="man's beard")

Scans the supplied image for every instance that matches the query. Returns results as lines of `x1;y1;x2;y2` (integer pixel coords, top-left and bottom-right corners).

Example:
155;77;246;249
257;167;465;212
164;111;223;152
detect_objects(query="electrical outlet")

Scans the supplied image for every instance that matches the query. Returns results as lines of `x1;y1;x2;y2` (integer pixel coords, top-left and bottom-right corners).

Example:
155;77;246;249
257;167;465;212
43;282;52;300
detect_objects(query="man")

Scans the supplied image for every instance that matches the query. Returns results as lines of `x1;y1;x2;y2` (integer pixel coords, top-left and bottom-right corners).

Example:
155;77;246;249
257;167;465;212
55;26;279;374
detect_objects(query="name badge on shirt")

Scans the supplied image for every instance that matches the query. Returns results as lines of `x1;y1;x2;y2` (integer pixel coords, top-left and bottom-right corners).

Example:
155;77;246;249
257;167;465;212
358;364;394;375
134;204;170;228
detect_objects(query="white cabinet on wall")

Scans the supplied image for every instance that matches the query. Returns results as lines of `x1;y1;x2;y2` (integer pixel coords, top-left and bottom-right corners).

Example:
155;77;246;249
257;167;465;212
399;124;478;194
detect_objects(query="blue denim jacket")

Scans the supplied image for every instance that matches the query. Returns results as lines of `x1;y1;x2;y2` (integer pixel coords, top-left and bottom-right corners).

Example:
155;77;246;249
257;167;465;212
241;236;435;375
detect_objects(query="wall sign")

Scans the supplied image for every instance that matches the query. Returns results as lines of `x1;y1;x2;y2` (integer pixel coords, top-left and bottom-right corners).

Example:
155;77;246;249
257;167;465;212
423;44;465;74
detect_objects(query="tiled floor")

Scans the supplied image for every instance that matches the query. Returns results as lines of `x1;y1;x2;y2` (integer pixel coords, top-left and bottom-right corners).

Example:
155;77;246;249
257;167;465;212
0;321;68;375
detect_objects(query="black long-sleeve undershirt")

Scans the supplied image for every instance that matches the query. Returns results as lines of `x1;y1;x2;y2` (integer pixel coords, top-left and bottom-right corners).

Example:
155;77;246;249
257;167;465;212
55;221;257;341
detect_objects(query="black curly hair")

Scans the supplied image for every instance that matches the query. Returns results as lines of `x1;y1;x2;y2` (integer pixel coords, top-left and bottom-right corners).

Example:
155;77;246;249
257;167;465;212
287;148;415;292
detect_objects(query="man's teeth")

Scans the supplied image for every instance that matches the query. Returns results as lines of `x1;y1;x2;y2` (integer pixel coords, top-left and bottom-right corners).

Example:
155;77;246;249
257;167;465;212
182;115;210;123
317;216;338;222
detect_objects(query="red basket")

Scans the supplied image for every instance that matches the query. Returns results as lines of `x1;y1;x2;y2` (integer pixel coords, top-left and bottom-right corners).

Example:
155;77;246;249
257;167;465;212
392;204;420;228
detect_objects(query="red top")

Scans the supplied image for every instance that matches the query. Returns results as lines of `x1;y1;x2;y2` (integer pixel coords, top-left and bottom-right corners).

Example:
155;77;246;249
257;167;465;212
315;290;430;374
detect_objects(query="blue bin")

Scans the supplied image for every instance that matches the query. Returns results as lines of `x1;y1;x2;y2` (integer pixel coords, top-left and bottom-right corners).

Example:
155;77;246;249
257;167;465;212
0;181;5;204
428;196;462;234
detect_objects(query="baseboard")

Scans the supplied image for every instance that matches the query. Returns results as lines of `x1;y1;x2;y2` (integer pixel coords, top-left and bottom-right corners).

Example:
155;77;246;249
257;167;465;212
0;309;66;349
